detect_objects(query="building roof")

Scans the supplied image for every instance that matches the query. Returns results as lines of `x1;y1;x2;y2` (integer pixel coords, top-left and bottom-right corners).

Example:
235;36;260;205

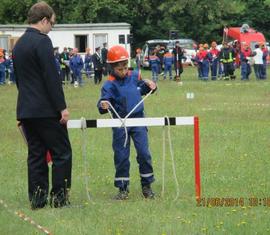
0;23;131;32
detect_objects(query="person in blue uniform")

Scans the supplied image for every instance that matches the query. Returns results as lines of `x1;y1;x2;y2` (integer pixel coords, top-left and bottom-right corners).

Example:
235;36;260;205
0;51;6;85
70;48;84;86
84;47;92;79
148;50;160;82
97;45;157;200
163;49;174;80
239;43;253;80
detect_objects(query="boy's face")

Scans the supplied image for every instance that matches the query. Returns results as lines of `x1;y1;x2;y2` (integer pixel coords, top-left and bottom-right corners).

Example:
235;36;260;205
113;61;128;78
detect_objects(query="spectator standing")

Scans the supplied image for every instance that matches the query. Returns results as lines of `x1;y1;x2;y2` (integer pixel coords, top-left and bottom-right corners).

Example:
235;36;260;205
0;51;6;85
149;50;160;83
135;48;142;71
92;47;103;84
60;47;70;84
163;49;174;80
239;43;253;80
7;53;16;84
261;43;268;79
13;1;72;209
70;48;84;86
219;42;236;80
54;47;61;76
172;41;184;82
209;41;220;80
253;44;264;80
101;42;109;76
84;47;92;79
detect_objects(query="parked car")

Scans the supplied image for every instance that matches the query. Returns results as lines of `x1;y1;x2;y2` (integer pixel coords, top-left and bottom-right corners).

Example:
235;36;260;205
167;39;197;65
140;39;169;68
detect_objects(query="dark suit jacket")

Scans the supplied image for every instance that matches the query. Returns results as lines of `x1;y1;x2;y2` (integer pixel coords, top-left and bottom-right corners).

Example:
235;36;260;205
13;27;66;120
92;53;103;70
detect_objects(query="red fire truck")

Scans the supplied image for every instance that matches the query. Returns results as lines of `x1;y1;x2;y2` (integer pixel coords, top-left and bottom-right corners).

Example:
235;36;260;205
223;25;269;65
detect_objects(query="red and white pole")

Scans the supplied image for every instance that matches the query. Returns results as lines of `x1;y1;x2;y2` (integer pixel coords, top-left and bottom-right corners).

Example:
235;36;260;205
193;116;201;200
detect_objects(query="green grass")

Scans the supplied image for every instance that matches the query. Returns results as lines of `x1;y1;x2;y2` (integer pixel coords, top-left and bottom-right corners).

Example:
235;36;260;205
0;67;270;235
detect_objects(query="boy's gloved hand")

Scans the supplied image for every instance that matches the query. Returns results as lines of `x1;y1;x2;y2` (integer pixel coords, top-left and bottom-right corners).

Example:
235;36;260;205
144;79;157;90
100;100;109;110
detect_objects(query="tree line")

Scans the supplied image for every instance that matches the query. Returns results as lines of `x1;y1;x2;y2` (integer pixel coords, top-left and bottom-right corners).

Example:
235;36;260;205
0;0;269;48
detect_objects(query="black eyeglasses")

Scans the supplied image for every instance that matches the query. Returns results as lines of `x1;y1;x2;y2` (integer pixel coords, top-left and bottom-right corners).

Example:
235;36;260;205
49;20;55;27
46;18;55;27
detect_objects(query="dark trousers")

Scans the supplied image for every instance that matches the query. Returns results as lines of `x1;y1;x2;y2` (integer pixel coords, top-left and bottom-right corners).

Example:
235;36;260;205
112;127;154;189
102;62;108;76
61;67;70;82
223;62;235;78
21;118;72;205
94;69;103;84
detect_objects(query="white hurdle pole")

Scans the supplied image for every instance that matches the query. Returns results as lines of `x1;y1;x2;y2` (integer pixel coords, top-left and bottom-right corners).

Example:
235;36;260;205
67;116;201;200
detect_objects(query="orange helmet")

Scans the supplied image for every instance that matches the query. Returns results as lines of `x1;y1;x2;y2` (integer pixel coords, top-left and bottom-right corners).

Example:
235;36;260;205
107;45;129;63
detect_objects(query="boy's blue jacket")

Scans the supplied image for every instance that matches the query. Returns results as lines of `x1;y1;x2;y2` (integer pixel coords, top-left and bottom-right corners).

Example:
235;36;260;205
97;70;155;118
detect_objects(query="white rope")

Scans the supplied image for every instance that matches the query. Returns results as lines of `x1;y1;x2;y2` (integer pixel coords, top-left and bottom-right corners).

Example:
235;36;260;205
79;88;154;201
104;89;153;147
103;101;129;147
162;116;180;201
161;122;166;198
80;117;92;202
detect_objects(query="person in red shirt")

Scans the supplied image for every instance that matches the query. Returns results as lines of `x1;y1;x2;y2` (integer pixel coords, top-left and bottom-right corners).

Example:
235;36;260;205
239;43;253;80
209;41;220;80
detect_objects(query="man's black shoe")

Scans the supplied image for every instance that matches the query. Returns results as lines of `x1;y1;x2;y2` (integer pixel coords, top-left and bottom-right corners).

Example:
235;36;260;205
30;200;47;210
30;188;48;210
50;189;70;208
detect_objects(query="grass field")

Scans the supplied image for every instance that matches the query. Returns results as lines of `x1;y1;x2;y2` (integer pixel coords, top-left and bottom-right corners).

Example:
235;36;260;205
0;66;270;235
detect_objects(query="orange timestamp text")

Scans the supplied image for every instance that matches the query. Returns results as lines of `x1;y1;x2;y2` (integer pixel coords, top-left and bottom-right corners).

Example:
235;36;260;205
196;197;270;207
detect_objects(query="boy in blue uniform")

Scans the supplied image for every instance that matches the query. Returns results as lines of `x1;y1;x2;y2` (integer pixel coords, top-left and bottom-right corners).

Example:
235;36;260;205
0;51;6;85
97;45;157;200
163;49;174;80
148;50;160;82
70;48;84;86
84;47;92;79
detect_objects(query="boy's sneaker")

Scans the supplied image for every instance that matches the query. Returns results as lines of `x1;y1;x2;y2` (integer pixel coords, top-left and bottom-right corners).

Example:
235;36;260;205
113;188;129;200
142;185;155;199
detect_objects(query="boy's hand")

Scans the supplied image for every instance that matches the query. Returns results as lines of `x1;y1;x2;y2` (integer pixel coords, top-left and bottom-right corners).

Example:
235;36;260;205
144;79;157;90
100;100;109;110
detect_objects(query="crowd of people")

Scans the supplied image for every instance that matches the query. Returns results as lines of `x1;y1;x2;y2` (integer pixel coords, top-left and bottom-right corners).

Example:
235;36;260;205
134;40;269;83
135;41;185;83
1;39;268;87
192;40;268;81
53;42;109;87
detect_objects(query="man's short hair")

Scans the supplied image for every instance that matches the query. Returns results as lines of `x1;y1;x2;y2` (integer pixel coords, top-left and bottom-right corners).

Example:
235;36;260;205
27;1;55;24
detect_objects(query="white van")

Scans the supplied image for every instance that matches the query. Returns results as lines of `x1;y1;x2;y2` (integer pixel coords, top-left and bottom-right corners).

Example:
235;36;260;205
140;39;169;68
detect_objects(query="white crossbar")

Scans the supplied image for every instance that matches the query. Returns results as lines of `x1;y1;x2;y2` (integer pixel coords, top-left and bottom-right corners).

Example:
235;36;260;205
67;117;195;129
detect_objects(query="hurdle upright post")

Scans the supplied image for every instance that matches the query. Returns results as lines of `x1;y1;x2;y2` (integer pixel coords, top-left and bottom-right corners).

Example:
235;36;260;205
193;116;201;200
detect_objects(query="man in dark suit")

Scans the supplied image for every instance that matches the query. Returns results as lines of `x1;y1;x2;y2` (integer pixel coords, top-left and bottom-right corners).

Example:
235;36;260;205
13;1;72;209
101;42;109;76
92;47;103;84
60;47;70;84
